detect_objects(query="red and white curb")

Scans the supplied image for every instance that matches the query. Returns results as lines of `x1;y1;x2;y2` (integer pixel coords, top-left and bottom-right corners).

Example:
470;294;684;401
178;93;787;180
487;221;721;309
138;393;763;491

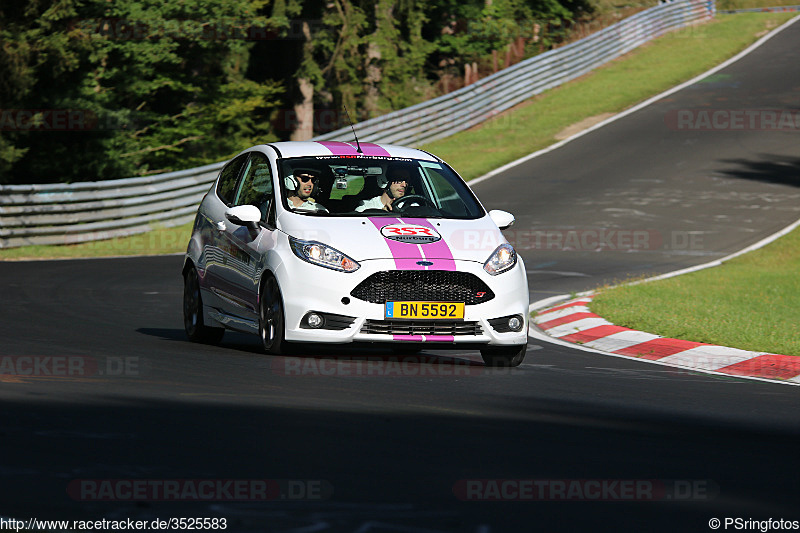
532;294;800;385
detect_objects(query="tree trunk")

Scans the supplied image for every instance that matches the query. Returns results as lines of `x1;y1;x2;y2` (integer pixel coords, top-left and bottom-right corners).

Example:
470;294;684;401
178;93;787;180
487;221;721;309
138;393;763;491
363;41;382;118
290;21;315;141
290;77;314;141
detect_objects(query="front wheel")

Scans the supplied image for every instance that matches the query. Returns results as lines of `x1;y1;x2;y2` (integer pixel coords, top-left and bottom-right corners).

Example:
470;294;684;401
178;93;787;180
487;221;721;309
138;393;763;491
183;268;225;344
260;276;288;355
480;344;526;367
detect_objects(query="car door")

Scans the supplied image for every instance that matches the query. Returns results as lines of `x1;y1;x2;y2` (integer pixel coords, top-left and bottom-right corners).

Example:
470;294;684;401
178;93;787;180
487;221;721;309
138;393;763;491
200;153;249;315
217;151;277;322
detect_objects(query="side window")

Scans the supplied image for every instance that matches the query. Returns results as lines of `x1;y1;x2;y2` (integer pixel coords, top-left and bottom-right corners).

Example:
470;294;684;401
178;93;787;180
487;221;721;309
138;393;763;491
423;167;467;216
216;154;248;206
233;153;274;221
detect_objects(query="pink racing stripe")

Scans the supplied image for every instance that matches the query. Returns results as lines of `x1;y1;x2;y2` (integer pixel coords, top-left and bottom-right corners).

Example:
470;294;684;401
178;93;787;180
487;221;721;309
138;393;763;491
369;217;424;270
358;142;392;157
394;335;424;342
424;336;455;342
392;335;455;342
316;141;392;157
401;218;456;271
316;141;359;155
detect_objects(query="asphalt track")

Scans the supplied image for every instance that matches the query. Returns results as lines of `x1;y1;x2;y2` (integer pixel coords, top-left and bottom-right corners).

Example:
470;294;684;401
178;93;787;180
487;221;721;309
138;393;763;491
1;17;799;533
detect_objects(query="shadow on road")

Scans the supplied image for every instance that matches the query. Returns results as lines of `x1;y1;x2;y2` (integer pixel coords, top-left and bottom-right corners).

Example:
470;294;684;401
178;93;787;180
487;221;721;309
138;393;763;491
720;155;800;187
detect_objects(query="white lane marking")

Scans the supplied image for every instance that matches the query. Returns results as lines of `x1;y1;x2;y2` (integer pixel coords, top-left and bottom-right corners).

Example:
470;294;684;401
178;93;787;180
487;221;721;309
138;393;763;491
545;318;611;338
533;306;591;322
526;270;591;277
469;14;800;189
583;330;662;352
657;346;768;371
527;323;799;387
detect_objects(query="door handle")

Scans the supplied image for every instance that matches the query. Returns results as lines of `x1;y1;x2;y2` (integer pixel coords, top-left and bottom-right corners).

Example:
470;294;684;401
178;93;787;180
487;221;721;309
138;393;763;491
216;221;226;232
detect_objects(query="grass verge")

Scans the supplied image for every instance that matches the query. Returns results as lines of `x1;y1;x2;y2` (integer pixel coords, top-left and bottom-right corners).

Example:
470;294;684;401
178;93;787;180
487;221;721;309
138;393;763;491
424;12;796;180
591;227;800;356
717;0;800;10
0;223;193;260
0;12;795;261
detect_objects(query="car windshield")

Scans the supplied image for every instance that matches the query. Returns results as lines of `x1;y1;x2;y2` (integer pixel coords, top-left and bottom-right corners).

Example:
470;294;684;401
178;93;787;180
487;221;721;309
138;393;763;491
278;156;485;219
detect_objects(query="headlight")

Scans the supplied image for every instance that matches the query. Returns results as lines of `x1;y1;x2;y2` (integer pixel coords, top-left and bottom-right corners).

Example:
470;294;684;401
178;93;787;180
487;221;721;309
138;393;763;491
483;243;516;275
289;236;360;272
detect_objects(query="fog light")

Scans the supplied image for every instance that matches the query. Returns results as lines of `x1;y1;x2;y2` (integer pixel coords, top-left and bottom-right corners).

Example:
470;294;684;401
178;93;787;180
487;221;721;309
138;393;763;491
508;316;522;331
307;313;324;328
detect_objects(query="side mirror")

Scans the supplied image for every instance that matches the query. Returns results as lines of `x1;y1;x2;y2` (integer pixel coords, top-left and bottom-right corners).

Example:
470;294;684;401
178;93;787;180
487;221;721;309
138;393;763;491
489;209;515;230
225;205;262;231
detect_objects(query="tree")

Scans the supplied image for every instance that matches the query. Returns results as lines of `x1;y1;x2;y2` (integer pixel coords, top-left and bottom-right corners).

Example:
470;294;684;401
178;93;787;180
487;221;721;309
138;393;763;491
0;0;283;184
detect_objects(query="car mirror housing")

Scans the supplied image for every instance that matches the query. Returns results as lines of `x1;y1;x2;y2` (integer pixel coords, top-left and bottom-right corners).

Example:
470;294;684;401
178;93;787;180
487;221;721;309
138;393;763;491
489;209;515;230
225;205;262;230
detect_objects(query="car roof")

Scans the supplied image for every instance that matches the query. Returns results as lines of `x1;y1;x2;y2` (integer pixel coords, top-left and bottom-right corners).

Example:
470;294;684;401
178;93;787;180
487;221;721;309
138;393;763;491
256;141;440;162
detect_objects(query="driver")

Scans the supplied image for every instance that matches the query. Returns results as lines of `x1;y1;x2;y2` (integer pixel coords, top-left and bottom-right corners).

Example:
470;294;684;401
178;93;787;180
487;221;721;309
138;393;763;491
286;168;328;212
355;165;410;212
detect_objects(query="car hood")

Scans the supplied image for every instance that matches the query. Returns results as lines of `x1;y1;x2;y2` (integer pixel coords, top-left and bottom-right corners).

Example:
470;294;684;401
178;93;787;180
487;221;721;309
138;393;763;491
277;214;508;264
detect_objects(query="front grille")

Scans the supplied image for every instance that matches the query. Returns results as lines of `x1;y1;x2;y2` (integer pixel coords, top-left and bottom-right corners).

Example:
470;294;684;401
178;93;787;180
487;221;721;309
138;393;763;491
350;271;494;305
362;320;483;336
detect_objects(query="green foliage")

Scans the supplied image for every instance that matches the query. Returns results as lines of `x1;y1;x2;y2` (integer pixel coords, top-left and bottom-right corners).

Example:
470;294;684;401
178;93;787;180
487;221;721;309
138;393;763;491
426;0;589;72
0;0;283;183
0;0;601;184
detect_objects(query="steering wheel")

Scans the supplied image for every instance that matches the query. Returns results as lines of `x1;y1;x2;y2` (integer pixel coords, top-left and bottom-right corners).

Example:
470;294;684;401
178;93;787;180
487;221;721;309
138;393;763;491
392;195;432;211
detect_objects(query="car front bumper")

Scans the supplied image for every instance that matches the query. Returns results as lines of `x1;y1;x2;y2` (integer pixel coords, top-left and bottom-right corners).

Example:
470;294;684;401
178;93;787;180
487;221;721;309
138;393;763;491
275;254;529;347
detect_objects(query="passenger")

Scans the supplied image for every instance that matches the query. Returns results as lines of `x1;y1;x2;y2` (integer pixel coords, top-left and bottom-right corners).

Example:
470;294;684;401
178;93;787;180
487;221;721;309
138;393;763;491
355;165;411;212
286;168;328;212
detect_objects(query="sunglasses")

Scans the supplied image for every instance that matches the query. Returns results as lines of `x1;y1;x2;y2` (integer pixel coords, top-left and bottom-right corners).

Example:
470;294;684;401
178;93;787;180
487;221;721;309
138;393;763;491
296;174;318;183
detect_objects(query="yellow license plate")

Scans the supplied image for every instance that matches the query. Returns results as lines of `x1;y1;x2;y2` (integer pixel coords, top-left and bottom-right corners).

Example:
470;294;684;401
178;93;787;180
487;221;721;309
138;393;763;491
385;301;465;320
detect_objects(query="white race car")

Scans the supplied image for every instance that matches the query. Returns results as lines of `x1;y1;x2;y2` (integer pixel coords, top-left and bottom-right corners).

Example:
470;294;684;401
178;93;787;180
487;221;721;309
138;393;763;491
183;141;529;366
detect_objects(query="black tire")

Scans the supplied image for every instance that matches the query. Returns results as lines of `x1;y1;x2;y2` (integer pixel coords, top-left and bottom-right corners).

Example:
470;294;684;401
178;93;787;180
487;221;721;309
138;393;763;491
480;344;527;367
259;276;288;355
183;268;225;344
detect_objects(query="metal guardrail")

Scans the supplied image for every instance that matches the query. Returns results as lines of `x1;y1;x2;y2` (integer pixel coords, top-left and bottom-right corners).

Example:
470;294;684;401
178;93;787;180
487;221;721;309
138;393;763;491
0;0;714;249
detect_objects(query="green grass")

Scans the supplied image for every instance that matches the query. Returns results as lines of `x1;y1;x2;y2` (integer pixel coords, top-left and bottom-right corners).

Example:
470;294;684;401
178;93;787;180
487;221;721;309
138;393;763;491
0;223;193;260
1;11;795;261
717;0;800;10
424;12;796;180
591;227;800;356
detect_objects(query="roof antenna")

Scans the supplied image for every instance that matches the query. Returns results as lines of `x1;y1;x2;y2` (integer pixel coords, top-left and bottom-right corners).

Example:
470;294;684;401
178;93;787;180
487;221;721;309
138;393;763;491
343;105;362;154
